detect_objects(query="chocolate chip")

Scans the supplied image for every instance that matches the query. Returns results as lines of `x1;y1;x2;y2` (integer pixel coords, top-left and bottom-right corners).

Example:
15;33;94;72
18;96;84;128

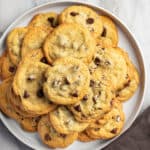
94;128;100;131
43;76;47;82
94;57;101;65
34;117;41;123
102;48;105;50
93;94;100;104
40;57;48;64
37;89;44;98
74;105;81;112
48;17;54;24
47;17;55;27
27;75;36;81
124;80;131;87
48;17;58;28
44;134;51;141
86;18;94;24
70;91;78;97
82;95;88;101
64;77;70;85
60;134;67;138
48;101;53;104
90;80;95;87
111;128;117;134
70;12;79;16
23;90;30;98
116;93;120;97
101;27;107;37
9;66;16;73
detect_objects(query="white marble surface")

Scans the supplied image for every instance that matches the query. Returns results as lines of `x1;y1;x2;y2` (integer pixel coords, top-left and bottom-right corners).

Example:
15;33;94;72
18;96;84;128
0;0;150;149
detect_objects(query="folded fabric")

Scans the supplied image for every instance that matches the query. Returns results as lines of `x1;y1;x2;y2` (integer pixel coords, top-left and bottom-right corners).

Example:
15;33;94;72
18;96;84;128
103;106;150;150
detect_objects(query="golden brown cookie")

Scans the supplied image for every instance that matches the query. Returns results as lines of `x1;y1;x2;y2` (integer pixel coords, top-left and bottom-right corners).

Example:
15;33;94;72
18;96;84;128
86;100;125;139
0;78;40;132
43;57;90;105
99;16;118;47
59;5;103;37
7;85;41;118
38;115;78;148
21;26;52;57
12;59;56;116
43;23;96;64
7;27;28;65
49;106;89;134
69;76;114;123
89;46;129;90
29;12;58;28
115;49;139;101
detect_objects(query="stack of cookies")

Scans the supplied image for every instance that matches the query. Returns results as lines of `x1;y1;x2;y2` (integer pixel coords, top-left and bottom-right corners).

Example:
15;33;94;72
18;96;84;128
0;5;139;148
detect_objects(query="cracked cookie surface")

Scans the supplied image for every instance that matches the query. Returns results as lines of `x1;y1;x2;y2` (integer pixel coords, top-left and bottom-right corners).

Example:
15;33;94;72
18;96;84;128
43;57;90;105
43;23;96;64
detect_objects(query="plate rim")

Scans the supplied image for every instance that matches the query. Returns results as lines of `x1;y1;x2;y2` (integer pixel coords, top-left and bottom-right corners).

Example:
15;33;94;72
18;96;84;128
0;0;146;149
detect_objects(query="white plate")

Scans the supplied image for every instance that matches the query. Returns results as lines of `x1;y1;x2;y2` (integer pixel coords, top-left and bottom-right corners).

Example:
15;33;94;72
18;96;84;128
0;0;146;150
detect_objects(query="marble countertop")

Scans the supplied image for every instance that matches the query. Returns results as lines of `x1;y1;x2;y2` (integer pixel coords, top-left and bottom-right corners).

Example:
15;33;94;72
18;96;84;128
0;0;150;149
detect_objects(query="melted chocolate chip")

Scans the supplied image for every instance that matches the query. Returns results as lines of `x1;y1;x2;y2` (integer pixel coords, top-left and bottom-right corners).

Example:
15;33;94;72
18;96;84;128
23;91;30;98
111;128;117;134
74;105;81;112
40;57;48;64
48;17;54;23
45;134;51;141
82;95;88;101
70;12;79;16
124;80;131;87
94;57;101;65
9;66;16;73
92;96;97;104
64;77;70;85
37;89;44;98
101;27;107;37
43;76;47;82
60;134;67;138
70;91;78;97
47;17;55;27
90;80;95;87
86;18;94;24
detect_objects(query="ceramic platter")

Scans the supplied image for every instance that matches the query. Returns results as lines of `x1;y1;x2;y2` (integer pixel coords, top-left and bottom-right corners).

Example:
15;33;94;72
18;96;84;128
0;0;146;150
